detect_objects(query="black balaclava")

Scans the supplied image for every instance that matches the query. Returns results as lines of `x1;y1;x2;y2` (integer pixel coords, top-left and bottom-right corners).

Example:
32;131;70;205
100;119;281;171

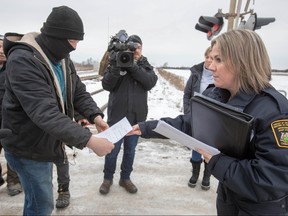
36;5;84;63
36;34;74;64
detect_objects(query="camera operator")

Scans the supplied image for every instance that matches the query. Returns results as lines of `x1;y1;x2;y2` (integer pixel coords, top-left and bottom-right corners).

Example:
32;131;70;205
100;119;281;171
100;34;158;195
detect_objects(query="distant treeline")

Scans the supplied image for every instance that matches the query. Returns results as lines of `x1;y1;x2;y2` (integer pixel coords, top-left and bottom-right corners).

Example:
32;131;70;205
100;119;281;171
157;66;288;73
157;68;185;91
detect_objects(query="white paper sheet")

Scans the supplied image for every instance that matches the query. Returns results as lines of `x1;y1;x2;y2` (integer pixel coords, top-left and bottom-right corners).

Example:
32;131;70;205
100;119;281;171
94;117;132;143
153;120;220;156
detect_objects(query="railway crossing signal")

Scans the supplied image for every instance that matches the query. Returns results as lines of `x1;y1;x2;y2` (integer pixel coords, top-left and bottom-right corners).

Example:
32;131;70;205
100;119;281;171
238;13;275;30
195;16;224;40
195;1;275;40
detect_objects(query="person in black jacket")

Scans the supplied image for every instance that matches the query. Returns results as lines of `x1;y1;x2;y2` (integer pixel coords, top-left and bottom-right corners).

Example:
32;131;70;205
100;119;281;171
2;6;114;215
129;29;288;215
100;34;158;195
183;47;213;190
0;34;23;196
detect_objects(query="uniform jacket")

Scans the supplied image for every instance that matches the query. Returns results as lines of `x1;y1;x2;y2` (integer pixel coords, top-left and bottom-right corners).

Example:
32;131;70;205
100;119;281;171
183;62;204;114
139;86;288;214
2;32;103;163
102;56;158;126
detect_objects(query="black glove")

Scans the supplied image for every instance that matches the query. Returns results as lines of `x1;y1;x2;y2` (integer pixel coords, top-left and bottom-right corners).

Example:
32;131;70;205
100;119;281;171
109;50;117;66
108;50;121;74
126;60;138;73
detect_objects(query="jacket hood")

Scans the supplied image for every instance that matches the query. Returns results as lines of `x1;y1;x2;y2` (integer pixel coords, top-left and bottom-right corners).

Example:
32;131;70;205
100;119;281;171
4;32;45;60
3;32;24;57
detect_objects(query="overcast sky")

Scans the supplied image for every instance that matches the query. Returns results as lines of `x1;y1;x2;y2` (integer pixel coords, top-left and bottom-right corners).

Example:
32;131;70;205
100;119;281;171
2;0;287;69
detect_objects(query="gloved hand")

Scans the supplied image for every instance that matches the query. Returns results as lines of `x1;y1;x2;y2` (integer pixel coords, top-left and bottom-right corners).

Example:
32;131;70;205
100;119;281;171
108;50;122;75
126;60;138;73
108;50;117;66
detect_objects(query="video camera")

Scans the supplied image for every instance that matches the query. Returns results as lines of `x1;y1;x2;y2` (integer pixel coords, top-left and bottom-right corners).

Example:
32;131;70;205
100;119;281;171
108;30;138;67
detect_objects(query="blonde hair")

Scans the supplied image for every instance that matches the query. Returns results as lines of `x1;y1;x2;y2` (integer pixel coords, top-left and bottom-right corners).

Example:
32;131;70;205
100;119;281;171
211;29;272;94
204;46;212;57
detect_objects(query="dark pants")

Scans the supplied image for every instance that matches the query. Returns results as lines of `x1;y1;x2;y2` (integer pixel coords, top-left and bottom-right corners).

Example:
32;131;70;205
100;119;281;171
54;160;70;192
103;135;139;180
6;164;21;186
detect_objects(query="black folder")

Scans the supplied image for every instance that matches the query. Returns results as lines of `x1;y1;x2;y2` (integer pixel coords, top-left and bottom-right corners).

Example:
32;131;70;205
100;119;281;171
191;94;254;159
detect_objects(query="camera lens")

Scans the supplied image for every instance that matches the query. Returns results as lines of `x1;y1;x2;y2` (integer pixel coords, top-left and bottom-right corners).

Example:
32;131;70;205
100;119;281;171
116;51;134;67
119;53;131;63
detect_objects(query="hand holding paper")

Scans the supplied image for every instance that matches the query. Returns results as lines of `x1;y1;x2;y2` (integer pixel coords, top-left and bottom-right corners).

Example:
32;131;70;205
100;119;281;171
195;148;213;163
153;120;220;156
94;117;133;143
86;136;114;156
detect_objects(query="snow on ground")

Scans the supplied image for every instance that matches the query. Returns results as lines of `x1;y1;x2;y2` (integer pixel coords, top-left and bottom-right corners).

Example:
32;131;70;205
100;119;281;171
146;69;184;120
0;69;287;215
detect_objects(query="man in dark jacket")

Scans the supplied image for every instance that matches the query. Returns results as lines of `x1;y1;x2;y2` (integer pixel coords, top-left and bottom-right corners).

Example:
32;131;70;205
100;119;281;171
2;6;114;215
100;34;158;195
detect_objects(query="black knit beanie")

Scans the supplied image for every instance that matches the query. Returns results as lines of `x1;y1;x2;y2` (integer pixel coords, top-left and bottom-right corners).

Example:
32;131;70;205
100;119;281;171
127;35;142;45
41;6;84;40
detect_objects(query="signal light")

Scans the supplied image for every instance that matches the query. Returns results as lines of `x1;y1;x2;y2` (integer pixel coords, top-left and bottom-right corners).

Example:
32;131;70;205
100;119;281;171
195;16;224;40
238;13;275;30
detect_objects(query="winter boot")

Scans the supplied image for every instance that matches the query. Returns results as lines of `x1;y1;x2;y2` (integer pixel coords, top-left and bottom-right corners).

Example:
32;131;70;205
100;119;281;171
119;179;138;194
201;162;211;190
188;160;201;188
56;183;70;208
7;183;22;196
99;179;113;195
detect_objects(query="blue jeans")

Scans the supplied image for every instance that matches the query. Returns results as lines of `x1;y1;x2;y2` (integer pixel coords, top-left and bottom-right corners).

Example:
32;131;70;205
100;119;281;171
5;152;54;216
103;135;139;180
191;149;202;162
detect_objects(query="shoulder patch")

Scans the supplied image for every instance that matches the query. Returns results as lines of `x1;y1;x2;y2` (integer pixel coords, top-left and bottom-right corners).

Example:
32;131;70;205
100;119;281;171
271;120;288;148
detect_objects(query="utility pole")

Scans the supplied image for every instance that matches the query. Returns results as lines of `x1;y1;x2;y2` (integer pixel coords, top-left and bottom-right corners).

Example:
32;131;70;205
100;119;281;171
227;0;237;31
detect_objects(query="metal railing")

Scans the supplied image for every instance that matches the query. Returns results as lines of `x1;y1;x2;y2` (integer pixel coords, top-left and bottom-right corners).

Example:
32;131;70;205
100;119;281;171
79;75;108;111
90;89;108;111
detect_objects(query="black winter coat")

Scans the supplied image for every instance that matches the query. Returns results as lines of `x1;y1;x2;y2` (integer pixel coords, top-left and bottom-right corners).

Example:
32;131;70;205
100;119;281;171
102;56;158;126
183;62;204;114
2;32;103;163
139;86;288;215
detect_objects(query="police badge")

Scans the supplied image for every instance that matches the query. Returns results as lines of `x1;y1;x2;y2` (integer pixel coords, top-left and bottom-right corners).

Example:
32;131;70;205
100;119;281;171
271;119;288;148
